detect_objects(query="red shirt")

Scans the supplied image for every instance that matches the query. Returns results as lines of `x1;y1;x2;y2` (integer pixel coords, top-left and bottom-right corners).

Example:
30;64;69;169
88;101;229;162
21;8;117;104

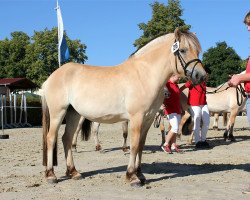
185;81;207;106
163;80;181;115
244;58;250;92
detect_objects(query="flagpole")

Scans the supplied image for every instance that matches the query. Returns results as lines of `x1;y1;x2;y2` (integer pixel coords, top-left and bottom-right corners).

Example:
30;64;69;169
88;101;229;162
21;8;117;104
55;0;69;67
56;0;61;67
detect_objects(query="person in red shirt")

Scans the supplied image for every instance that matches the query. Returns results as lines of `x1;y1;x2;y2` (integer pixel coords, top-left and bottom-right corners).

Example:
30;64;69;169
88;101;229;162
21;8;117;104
228;11;250;127
161;74;182;154
180;80;210;148
228;11;250;194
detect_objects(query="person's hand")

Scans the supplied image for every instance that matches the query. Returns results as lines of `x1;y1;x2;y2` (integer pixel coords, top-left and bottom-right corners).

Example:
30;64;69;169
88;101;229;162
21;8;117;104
228;74;241;87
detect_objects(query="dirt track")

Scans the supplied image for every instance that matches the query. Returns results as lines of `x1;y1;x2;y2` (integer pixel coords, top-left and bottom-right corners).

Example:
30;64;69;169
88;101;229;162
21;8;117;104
0;116;250;200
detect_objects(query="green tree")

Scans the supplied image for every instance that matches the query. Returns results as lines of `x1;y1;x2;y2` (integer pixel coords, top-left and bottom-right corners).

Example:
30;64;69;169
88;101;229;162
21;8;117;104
134;0;191;49
0;28;87;87
0;32;30;78
203;41;242;87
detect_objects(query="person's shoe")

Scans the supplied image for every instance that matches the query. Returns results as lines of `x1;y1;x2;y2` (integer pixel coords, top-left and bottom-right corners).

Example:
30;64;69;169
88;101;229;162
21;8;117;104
171;144;182;153
202;140;210;148
161;144;172;154
195;141;203;149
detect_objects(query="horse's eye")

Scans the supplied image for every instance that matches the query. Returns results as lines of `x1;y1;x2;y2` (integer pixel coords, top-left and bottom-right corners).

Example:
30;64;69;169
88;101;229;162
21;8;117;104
179;49;186;54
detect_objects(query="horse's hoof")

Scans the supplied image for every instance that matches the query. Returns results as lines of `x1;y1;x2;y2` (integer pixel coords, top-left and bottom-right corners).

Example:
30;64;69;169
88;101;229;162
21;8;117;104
229;135;236;142
223;132;228;141
47;177;58;184
139;177;146;184
122;147;130;152
72;173;82;180
96;144;102;151
130;180;143;187
213;126;218;131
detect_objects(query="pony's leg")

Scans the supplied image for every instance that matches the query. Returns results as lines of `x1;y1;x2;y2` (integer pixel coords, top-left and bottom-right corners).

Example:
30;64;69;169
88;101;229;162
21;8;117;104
46;110;66;183
135;120;153;184
72;116;84;152
188;131;194;145
126;114;143;187
228;111;237;142
62;107;82;180
92;122;101;151
159;117;165;146
121;121;129;152
213;113;219;131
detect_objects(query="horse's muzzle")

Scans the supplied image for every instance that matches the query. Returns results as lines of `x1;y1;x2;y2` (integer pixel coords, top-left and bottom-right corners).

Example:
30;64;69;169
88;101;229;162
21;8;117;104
186;68;206;85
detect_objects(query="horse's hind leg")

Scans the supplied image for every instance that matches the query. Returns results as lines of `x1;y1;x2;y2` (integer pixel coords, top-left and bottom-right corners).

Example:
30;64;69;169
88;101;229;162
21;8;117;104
92;122;101;151
45;110;66;183
62;107;82;180
122;121;129;152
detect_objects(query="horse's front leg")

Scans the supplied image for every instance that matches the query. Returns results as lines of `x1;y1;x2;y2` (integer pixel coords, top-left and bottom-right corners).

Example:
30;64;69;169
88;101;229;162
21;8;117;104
135;121;152;185
126;115;143;187
228;123;235;142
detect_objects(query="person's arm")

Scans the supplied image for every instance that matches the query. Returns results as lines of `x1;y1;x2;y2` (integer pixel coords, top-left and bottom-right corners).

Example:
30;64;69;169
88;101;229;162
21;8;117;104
228;73;250;87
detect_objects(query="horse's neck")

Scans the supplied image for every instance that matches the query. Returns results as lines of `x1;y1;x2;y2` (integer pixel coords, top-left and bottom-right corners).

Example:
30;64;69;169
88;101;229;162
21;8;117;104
128;46;174;92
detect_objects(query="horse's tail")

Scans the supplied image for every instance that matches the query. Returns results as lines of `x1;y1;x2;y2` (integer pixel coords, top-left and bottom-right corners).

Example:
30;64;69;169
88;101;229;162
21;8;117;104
223;112;228;127
81;119;92;141
42;94;57;166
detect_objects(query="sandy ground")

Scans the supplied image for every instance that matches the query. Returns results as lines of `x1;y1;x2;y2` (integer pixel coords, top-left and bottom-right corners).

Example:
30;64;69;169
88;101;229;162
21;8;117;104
0;116;250;200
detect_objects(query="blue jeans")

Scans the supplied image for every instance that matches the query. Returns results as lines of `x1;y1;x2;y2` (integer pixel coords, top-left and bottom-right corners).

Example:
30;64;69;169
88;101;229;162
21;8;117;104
246;98;250;126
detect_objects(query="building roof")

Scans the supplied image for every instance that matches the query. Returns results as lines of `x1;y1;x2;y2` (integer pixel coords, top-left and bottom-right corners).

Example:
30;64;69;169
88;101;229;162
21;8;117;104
0;78;38;90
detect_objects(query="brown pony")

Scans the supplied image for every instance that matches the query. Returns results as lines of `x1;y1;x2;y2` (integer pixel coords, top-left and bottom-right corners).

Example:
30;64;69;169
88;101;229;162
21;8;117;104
42;29;206;186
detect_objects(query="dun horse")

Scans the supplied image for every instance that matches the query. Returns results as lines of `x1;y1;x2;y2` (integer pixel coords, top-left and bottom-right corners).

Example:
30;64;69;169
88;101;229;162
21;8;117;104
42;29;206;186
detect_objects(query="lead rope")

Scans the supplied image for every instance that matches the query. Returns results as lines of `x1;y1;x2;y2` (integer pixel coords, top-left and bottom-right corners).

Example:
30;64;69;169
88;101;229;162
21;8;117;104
236;84;246;106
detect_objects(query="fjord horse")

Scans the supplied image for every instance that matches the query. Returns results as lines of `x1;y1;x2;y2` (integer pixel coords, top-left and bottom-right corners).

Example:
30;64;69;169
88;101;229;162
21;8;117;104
72;118;129;152
42;29;206;186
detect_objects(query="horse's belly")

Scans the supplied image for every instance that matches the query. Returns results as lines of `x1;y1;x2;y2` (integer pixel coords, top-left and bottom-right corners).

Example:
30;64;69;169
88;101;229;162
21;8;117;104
208;104;230;113
88;114;128;124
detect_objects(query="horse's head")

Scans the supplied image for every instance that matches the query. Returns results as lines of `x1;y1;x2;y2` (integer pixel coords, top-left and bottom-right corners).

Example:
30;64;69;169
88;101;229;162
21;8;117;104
172;28;206;85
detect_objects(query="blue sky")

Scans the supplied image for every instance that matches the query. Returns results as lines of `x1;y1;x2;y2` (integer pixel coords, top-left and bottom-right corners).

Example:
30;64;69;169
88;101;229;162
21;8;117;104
0;0;249;66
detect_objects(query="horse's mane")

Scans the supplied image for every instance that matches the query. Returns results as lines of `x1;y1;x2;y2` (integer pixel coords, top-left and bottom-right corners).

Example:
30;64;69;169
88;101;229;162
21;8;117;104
130;34;172;57
130;30;201;58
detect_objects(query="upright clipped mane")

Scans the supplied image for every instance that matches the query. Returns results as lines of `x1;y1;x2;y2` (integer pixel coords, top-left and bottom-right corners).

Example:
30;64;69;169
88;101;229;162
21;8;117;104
130;34;172;58
130;29;202;58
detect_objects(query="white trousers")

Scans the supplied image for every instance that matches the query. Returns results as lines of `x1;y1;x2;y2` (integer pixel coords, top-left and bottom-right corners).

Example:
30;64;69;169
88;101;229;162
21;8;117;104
189;105;210;143
166;113;181;133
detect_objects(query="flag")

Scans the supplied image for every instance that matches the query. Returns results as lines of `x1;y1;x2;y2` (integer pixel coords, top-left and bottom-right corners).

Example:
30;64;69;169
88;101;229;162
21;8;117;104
56;0;70;66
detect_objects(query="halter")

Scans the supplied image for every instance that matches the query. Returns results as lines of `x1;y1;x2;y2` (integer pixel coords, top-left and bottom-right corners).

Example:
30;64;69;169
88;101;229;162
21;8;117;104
172;40;203;77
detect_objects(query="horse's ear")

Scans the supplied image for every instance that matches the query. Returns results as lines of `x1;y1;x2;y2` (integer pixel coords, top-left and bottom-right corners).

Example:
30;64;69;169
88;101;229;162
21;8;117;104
174;28;181;41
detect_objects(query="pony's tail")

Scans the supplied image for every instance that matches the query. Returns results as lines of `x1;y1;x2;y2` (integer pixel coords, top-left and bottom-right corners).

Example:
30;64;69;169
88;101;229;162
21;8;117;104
223;112;228;127
42;95;57;166
81;119;92;141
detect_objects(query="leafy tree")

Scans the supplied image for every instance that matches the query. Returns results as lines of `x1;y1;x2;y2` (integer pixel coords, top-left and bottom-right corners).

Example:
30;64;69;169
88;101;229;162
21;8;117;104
0;28;87;87
0;32;30;78
134;0;191;49
202;41;242;87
